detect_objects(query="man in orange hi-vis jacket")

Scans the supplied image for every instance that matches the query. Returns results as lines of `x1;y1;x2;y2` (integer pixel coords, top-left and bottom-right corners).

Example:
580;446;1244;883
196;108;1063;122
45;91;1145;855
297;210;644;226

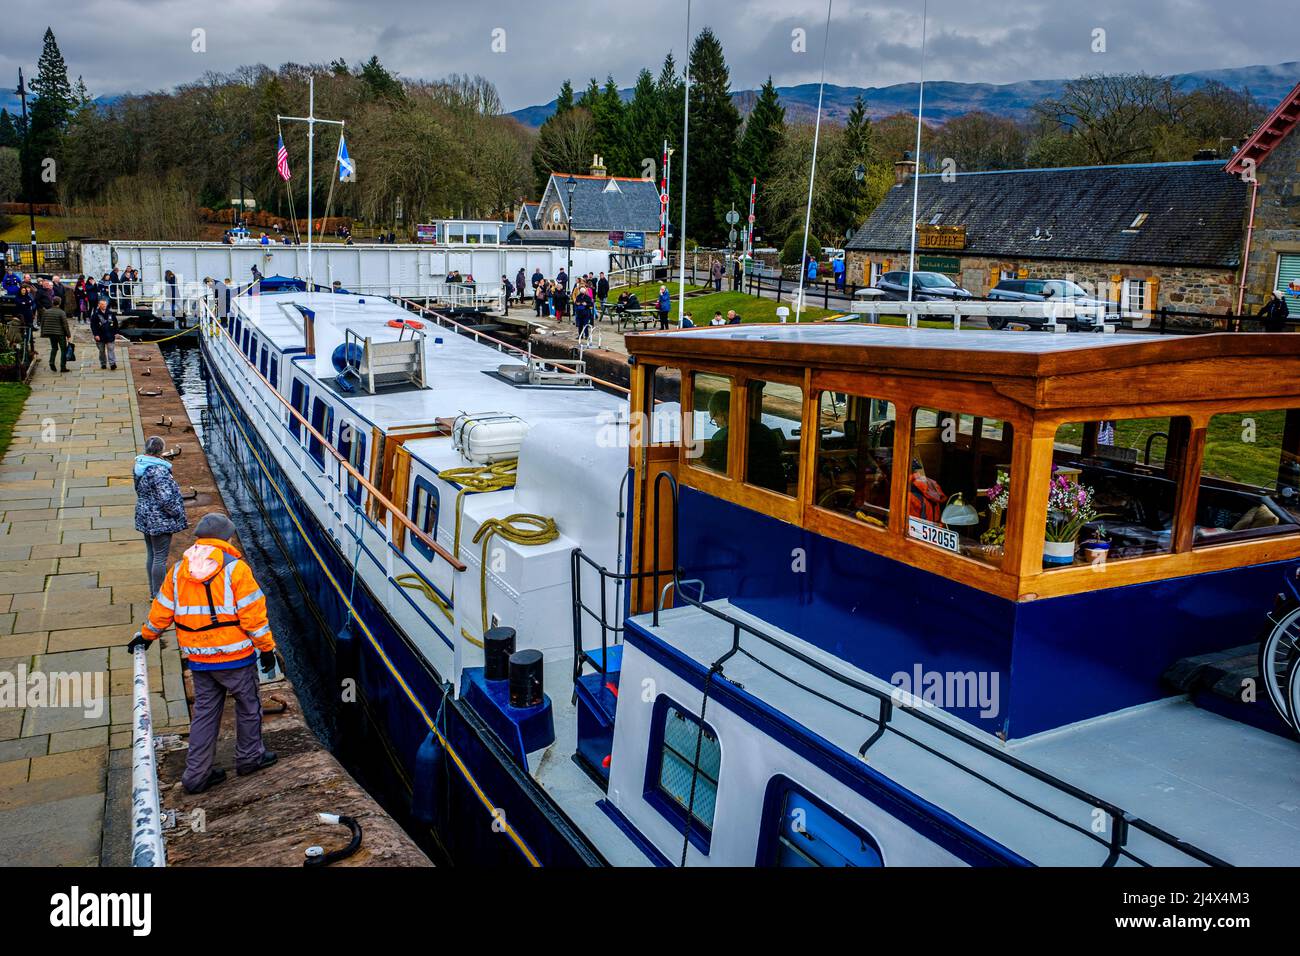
128;513;279;794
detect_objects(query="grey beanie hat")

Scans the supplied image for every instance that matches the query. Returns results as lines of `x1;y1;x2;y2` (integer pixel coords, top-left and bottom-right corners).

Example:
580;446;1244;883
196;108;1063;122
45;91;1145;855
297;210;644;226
194;512;236;541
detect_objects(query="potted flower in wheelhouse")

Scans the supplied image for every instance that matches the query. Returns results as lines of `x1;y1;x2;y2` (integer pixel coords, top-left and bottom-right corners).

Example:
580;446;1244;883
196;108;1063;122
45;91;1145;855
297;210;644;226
1081;524;1111;566
1044;472;1101;566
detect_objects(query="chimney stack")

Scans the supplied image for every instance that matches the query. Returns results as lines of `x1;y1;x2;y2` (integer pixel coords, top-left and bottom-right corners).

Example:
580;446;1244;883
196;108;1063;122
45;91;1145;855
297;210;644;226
894;157;917;186
590;154;606;177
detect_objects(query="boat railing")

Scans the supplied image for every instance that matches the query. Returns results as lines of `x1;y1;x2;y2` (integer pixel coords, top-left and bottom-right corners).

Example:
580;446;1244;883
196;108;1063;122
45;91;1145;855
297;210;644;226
197;298;465;572
395;297;631;396
573;467;1230;867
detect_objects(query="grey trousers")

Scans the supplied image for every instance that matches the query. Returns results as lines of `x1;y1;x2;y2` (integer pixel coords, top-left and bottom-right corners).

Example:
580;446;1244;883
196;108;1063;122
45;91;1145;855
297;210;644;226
143;532;171;597
96;339;117;367
183;662;265;790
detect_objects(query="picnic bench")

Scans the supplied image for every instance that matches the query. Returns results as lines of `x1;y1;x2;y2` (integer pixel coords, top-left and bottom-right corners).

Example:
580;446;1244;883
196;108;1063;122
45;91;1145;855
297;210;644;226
600;305;662;332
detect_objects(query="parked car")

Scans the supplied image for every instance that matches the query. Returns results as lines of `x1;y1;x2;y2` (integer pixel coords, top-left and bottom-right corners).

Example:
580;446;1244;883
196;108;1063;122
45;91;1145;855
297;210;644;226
875;270;974;301
985;278;1116;330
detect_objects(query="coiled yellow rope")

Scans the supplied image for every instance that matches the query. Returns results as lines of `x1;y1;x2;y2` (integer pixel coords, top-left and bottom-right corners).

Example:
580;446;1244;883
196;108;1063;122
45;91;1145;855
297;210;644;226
403;459;560;647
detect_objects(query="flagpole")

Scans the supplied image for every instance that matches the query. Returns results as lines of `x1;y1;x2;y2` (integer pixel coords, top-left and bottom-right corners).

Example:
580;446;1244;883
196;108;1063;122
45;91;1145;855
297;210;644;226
279;75;344;297
677;0;691;324
307;76;314;295
906;0;929;324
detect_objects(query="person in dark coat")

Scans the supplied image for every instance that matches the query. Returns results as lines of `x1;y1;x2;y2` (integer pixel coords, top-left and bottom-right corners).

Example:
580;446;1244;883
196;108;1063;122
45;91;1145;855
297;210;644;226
596;272;610;313
134;435;189;597
500;275;512;314
39;300;71;372
109;267;122;311
732;257;742;291
1259;291;1291;333
515;268;527;305
90;299;121;370
574;284;594;337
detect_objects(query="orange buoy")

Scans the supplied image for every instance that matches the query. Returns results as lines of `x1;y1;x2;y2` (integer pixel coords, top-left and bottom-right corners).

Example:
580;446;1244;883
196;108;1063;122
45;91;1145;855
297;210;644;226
386;318;424;330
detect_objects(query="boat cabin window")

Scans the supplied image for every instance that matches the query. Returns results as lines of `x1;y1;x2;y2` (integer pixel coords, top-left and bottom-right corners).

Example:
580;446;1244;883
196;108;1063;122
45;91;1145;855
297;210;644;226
308;398;333;469
908;409;1014;566
408;477;439;559
649;699;721;846
1195;407;1300;547
289;379;309;441
814;391;896;528
258;344;269;379
269;355;279;390
761;779;883;867
1046;417;1188;567
744;379;803;497
688;372;734;477
339;421;367;506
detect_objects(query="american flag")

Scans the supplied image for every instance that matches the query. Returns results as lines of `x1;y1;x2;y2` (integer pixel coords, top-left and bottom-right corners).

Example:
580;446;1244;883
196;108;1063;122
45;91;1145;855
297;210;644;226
276;135;291;181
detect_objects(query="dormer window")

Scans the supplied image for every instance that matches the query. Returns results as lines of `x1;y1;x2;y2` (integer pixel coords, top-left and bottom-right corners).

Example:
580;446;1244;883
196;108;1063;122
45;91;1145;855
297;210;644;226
603;179;622;193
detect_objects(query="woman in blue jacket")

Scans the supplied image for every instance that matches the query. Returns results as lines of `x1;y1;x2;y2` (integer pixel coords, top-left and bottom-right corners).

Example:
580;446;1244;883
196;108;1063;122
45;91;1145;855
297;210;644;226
134;436;189;596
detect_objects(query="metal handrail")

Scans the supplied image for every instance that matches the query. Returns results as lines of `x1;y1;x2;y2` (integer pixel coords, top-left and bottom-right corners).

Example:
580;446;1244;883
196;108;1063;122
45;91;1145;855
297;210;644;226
131;640;166;866
199;298;465;571
573;467;1229;867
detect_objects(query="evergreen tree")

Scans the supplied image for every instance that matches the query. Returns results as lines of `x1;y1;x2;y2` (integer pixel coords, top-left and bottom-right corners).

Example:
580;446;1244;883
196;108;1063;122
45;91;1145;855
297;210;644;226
578;78;601;109
684;28;741;245
589;76;627;174
624;69;664;181
26;28;75;202
736;77;784;227
329;58;350;76
0;110;18;150
359;56;403;101
555;80;575;115
74;76;90;107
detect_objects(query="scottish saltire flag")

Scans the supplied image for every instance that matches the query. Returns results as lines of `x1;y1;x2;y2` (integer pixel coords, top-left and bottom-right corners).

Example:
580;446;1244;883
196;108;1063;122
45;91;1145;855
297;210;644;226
338;135;355;182
276;135;291;181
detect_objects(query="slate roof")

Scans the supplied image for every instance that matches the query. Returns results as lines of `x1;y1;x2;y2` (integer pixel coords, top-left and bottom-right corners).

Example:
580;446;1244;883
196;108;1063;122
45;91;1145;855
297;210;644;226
846;161;1249;268
539;173;663;234
515;202;540;230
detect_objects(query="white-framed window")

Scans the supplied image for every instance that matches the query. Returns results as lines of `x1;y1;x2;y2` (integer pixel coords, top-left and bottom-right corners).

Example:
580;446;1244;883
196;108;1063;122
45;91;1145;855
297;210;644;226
1122;278;1147;315
1000;267;1017;281
1277;253;1300;316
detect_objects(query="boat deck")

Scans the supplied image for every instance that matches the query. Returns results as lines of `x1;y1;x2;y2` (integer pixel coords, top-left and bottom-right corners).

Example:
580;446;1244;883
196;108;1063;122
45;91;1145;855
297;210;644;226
629;599;1300;866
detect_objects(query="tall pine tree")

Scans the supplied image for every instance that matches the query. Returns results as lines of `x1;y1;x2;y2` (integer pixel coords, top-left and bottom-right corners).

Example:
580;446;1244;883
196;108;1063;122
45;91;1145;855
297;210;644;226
736;77;784;233
684;28;741;245
26;27;75;202
624;69;664;181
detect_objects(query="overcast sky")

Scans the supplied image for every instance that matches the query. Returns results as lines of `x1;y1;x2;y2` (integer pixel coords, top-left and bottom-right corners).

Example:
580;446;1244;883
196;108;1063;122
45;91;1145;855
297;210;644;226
0;0;1295;112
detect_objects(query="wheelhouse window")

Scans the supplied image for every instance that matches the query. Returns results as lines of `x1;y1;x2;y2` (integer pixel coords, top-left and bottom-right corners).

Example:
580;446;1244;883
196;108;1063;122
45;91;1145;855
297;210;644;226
1195;408;1300;546
650;701;721;841
908;409;1014;566
763;781;883;867
407;478;439;559
743;378;802;497
339;421;368;506
688;372;734;477
814;392;896;527
308;397;333;469
1046;417;1188;567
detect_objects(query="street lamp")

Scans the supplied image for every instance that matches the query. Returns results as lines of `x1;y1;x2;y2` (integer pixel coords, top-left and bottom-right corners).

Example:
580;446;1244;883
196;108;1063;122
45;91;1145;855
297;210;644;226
15;70;37;270
565;174;577;280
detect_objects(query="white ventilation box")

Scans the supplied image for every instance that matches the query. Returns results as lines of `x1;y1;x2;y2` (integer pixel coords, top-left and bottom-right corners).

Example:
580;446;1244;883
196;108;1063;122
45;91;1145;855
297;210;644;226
452;412;530;464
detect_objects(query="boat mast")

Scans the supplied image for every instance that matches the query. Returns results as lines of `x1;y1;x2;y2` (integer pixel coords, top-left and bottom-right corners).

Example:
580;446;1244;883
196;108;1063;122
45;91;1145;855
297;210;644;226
905;0;929;323
676;0;692;324
279;75;344;296
794;0;834;323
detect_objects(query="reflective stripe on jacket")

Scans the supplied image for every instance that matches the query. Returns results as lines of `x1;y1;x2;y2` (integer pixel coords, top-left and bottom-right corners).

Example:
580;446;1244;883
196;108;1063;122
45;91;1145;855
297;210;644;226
141;537;274;669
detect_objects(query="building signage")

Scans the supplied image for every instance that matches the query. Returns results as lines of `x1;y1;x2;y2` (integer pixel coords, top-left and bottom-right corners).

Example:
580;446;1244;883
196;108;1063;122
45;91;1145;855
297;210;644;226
918;255;961;275
416;223;437;243
608;231;624;244
621;231;645;249
916;224;966;250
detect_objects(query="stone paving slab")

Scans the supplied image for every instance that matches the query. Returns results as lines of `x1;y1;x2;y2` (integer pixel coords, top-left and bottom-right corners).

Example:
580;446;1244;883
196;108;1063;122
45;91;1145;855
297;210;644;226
0;329;190;868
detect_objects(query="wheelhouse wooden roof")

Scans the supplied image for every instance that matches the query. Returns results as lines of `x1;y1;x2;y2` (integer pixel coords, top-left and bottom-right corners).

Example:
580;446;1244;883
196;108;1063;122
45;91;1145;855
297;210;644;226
626;325;1300;411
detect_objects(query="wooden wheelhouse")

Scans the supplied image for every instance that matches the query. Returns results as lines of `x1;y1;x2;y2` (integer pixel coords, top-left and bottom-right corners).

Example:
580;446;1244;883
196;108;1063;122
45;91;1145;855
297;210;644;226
624;326;1300;605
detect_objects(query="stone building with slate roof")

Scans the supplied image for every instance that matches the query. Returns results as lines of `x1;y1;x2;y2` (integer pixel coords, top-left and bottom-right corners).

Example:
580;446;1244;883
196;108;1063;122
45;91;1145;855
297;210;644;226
1225;79;1300;317
846;160;1252;318
531;162;664;250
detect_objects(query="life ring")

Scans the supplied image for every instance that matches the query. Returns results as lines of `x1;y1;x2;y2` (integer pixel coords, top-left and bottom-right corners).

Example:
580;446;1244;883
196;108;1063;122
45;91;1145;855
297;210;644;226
386;318;424;330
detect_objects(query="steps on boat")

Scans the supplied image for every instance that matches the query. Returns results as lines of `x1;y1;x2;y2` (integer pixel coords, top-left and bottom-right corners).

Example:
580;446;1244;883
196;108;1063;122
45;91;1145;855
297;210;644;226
1163;644;1294;739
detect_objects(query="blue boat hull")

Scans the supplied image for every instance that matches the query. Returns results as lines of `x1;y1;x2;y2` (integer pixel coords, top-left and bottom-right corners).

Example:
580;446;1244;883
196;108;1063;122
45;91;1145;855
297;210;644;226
201;342;603;867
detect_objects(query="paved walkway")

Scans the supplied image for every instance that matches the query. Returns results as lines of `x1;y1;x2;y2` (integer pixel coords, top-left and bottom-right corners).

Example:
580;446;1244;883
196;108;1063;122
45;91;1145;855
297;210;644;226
0;326;189;866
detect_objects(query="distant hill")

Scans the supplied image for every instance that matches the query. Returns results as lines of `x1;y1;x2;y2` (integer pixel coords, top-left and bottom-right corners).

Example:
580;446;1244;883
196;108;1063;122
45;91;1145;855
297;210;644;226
508;60;1300;127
